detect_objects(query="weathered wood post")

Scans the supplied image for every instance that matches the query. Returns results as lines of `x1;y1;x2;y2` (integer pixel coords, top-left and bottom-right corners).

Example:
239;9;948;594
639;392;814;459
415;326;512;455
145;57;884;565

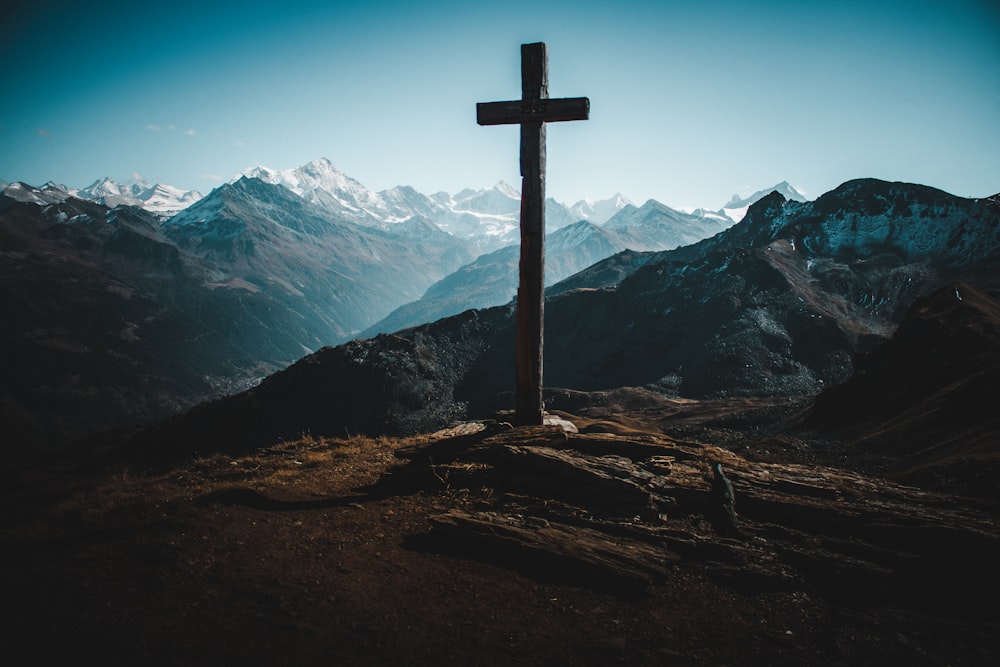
477;42;589;425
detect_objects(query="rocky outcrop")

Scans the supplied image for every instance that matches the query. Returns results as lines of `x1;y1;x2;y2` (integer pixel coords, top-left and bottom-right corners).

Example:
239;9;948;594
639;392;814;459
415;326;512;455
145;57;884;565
391;424;1000;615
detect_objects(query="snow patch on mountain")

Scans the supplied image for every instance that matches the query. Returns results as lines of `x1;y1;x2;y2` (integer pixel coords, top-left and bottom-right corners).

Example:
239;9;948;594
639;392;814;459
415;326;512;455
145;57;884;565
73;177;204;215
451;181;521;217
570;193;633;225
722;181;808;222
3;181;73;205
139;183;204;214
238;158;384;218
6;157;808;263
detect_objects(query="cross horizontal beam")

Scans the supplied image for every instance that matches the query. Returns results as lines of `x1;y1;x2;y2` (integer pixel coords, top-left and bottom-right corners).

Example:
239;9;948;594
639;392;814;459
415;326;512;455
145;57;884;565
477;97;590;126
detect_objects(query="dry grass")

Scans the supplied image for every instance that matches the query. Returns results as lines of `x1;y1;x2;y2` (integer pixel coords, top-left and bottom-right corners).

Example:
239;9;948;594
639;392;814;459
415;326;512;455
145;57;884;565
66;432;429;523
6;415;999;666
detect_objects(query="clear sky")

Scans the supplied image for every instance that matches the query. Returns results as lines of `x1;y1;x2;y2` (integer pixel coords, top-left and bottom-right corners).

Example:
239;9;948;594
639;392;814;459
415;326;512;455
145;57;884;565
3;0;998;209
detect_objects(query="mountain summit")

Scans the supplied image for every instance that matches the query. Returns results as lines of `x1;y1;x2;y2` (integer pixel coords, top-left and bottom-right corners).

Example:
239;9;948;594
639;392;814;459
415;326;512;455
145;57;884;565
722;181;807;222
237;158;383;220
726;181;807;208
570;193;634;225
232;158;635;253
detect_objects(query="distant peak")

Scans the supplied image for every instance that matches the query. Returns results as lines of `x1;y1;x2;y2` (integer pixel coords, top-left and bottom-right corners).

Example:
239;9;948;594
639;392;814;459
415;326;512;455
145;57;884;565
494;181;520;198
726;181;807;210
237;164;278;182
301;157;345;175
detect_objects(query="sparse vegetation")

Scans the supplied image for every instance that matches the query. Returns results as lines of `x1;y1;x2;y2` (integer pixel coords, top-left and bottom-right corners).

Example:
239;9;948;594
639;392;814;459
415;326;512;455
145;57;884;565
4;412;997;666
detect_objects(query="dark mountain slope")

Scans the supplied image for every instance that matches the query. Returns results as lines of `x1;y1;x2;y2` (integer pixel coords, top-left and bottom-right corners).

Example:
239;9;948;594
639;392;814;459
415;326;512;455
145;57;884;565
0;178;475;456
364;221;625;336
109;180;1000;464
542;181;999;397
800;282;1000;497
117;306;512;465
366;202;734;337
559;180;1000;294
0;196;276;457
165;177;475;339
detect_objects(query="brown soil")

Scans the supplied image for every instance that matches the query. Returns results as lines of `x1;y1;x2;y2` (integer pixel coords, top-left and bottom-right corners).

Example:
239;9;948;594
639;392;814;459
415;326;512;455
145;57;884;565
3;413;998;666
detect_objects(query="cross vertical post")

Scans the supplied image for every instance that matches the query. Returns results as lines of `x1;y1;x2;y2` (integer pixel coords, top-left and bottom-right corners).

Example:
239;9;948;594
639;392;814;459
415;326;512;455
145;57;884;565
517;43;547;426
477;43;589;426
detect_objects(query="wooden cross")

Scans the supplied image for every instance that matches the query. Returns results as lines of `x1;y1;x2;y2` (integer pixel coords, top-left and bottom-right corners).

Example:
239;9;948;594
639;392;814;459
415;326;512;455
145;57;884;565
477;42;589;426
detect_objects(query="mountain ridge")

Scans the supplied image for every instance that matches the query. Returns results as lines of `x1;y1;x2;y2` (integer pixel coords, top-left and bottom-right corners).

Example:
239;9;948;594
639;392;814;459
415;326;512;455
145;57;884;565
364;201;734;336
0;177;476;455
6;170;981;460
8;158;806;255
106;178;999;470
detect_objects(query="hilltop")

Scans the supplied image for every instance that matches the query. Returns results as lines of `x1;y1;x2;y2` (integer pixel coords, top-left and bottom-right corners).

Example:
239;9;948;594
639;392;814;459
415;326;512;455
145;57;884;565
4;402;998;666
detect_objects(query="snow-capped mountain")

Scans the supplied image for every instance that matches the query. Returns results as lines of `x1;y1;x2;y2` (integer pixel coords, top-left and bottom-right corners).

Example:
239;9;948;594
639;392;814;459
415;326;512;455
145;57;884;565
2;181;74;205
603;199;733;250
164;176;475;339
365;198;735;336
237;158;386;222
71;177;204;215
136;183;203;214
569;193;633;225
7;158;805;252
233;160;802;249
722;181;807;222
76;177;145;207
424;182;523;248
451;181;521;216
229;158;633;253
379;185;445;222
289;178;1000;442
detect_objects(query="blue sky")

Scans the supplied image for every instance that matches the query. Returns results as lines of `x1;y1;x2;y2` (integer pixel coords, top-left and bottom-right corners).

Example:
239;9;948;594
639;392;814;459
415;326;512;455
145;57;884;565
3;0;998;209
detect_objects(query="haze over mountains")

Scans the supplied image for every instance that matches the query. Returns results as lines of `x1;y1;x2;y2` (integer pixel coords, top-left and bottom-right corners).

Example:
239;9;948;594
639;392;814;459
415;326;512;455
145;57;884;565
6;154;996;471
5;159;806;340
4;152;995;468
6;157;790;249
136;178;996;462
3;159;788;455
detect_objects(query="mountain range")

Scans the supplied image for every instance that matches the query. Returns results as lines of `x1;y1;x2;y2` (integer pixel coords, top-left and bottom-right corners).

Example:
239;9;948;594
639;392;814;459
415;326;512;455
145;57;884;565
4;162;997;667
2;160;772;455
109;179;999;479
364;203;737;335
235;158;675;253
7;157;776;253
2;178;203;215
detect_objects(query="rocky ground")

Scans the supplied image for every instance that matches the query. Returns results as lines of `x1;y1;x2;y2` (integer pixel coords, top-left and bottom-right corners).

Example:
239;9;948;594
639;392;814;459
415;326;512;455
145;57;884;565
3;401;997;666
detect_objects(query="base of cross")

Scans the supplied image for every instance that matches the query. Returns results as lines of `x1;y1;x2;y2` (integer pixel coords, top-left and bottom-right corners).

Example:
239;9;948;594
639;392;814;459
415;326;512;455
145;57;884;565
514;410;545;427
498;410;579;433
514;413;545;427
